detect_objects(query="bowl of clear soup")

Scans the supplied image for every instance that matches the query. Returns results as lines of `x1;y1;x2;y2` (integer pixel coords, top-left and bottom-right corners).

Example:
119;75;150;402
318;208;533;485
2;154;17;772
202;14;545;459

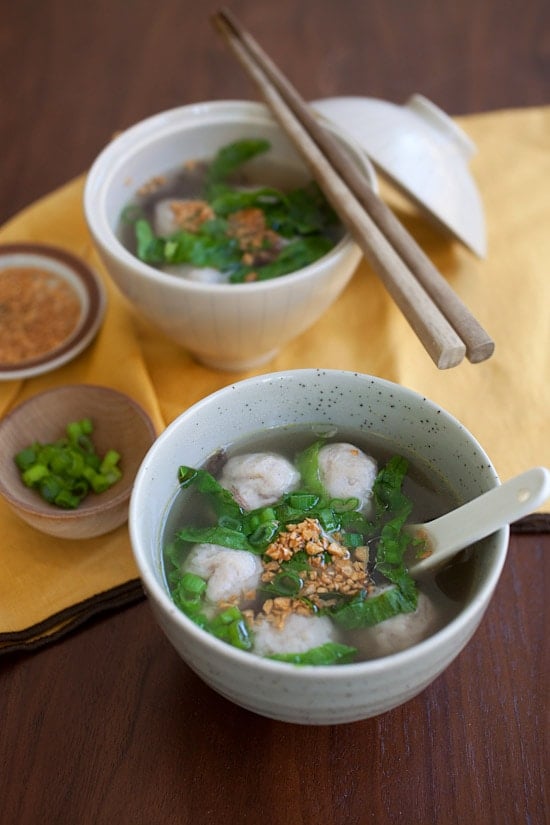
129;369;510;725
84;100;377;371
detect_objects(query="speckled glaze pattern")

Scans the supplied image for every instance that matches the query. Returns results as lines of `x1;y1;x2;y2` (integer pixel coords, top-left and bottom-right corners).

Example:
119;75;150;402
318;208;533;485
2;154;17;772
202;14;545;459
84;102;376;370
129;370;508;724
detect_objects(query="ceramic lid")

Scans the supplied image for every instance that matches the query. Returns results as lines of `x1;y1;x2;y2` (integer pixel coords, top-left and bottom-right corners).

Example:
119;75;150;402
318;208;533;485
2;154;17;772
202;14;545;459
313;94;487;257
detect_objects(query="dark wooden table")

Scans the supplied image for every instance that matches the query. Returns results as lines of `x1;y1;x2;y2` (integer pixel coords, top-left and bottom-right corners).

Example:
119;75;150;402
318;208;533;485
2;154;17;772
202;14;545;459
1;3;548;823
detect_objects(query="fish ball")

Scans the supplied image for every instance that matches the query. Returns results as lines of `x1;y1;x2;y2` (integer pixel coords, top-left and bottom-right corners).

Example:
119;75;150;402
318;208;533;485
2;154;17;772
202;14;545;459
184;543;262;605
351;591;438;658
318;442;377;509
153;199;187;236
219;452;300;511
253;612;337;657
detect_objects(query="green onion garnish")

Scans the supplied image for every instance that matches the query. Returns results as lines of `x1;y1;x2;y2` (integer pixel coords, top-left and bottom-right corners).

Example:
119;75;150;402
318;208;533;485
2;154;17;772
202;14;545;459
14;419;122;510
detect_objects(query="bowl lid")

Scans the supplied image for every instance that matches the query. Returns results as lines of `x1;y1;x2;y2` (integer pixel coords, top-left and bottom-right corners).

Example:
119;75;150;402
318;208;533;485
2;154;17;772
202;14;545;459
313;94;487;257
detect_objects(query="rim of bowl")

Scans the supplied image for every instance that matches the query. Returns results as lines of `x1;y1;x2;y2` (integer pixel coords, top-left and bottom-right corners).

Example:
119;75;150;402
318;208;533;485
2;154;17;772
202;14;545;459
129;368;509;677
84;100;378;294
0;243;106;380
0;383;157;520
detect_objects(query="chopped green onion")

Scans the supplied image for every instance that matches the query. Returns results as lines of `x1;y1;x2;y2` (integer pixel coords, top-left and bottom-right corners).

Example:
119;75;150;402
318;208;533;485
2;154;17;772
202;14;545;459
53;489;82;509
179;572;208;599
14;447;37;472
209;606;254;651
22;464;49;485
14;419;122;510
100;449;121;473
263;569;303;597
218;515;243;531
330;497;360;513
317;507;340;532
286;492;319;510
248;520;280;547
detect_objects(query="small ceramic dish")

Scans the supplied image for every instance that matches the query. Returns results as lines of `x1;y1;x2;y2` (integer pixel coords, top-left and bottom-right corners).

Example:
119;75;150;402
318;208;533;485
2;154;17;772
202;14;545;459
0;384;157;539
314;94;487;257
0;243;106;380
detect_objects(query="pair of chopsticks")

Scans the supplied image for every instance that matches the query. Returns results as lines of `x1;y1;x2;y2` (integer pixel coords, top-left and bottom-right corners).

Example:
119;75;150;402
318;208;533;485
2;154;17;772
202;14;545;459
212;8;495;369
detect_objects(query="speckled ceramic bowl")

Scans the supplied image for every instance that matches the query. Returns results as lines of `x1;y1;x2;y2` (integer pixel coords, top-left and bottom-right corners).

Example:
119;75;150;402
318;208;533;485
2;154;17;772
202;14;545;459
84;101;377;371
129;369;508;724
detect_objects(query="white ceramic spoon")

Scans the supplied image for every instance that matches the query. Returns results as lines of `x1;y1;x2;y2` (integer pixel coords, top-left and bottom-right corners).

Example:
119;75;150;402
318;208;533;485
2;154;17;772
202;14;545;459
407;466;550;576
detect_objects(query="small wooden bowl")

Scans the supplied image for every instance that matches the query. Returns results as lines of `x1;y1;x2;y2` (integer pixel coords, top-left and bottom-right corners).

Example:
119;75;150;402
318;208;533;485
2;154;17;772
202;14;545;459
0;385;157;539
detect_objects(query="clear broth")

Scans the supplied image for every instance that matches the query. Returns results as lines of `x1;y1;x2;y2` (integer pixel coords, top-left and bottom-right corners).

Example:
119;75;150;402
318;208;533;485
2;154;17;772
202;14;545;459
162;424;476;662
118;157;343;268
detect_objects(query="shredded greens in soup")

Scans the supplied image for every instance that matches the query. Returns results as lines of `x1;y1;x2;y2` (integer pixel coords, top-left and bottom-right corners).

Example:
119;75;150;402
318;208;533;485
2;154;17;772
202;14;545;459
163;429;469;666
119;139;342;284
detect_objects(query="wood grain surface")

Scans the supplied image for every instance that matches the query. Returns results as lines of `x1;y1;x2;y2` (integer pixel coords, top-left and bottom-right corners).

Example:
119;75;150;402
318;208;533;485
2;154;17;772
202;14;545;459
1;2;549;823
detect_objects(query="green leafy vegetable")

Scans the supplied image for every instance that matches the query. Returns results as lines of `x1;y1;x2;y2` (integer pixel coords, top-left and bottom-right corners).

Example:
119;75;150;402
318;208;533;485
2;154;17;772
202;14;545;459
332;455;418;629
261;566;305;598
275;183;339;235
330;584;417;630
176;524;255;553
125;139;340;281
178;466;243;521
209;605;253;651
230;236;334;283
205;138;271;194
209;186;284;217
269;642;358;666
135;219;165;264
171;572;253;651
294;439;326;497
167;447;423;664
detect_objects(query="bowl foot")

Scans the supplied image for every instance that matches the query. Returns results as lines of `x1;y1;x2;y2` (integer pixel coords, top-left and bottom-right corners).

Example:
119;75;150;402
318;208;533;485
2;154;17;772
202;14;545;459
193;348;279;371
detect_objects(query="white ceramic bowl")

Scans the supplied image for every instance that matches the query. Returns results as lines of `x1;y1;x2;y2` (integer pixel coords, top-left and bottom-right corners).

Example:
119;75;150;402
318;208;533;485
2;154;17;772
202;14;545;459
314;94;487;257
129;369;508;725
84;101;376;371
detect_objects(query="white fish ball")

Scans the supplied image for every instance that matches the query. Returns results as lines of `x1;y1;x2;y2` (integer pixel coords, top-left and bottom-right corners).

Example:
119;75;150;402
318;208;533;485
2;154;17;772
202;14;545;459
219;452;300;511
153;199;184;236
318;442;377;510
184;543;262;605
351;591;438;658
253;612;337;657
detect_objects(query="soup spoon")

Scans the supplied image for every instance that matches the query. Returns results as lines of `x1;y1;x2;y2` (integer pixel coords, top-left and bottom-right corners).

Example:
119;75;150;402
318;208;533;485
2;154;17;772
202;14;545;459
407;466;550;576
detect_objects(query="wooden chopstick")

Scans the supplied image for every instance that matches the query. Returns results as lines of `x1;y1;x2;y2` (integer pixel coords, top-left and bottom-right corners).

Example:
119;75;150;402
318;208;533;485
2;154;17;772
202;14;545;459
212;8;495;369
215;8;495;365
212;9;463;369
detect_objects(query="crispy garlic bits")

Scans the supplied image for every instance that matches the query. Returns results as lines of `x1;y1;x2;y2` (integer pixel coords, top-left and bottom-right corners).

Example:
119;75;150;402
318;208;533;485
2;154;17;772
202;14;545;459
248;517;373;629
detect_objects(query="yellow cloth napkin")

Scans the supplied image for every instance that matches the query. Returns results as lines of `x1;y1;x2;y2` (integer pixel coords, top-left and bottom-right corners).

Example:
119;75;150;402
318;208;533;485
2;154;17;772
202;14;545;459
1;105;549;653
